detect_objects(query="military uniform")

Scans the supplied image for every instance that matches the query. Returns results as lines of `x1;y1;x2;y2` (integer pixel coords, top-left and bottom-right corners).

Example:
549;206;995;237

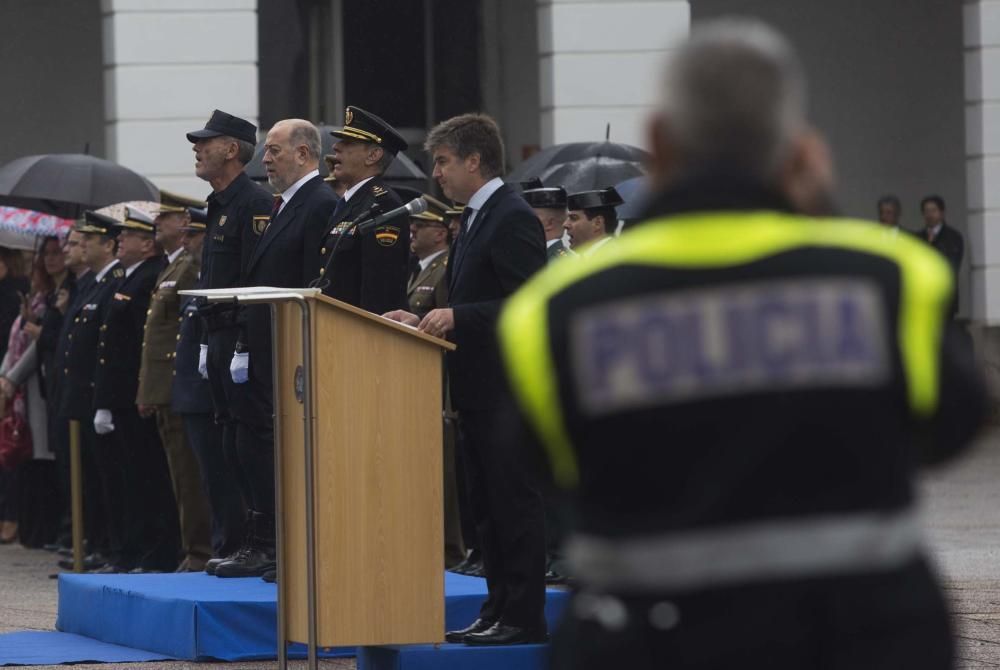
56;212;127;567
93;208;179;572
546;239;570;261
137;195;213;570
498;180;988;670
310;106;409;314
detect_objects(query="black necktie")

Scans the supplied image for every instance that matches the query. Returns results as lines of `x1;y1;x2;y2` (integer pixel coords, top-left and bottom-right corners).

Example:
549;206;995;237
452;207;474;265
408;256;421;284
331;197;347;221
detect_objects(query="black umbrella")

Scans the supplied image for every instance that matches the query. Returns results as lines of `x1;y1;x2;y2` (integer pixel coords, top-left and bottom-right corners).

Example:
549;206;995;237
506;141;648;193
245;124;428;184
614;175;653;223
0;154;159;218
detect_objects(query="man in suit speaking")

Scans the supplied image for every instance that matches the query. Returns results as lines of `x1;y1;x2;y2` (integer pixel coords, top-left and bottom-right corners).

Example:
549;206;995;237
384;113;548;645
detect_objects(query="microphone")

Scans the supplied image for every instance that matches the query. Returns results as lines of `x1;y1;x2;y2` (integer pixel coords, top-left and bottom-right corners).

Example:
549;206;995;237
308;197;427;290
355;197;428;235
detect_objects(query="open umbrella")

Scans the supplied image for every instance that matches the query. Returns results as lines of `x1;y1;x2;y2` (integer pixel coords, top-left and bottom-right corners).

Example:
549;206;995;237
507;141;648;194
614;175;653;224
245;125;428;186
0;154;159;218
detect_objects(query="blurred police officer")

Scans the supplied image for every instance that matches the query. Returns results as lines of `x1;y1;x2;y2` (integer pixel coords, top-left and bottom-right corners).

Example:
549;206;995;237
186;110;272;575
57;212;124;571
520;179;570;261
563;187;623;254
498;20;987;670
309;106;408;313
216;119;337;579
137;192;213;572
172;209;246;564
95;207;179;573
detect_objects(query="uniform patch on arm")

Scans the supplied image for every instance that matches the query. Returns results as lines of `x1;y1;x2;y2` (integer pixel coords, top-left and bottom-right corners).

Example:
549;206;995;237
571;278;889;415
252;215;270;235
375;224;400;247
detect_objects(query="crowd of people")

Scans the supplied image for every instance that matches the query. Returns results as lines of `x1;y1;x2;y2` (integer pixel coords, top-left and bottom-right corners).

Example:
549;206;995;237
0;15;988;662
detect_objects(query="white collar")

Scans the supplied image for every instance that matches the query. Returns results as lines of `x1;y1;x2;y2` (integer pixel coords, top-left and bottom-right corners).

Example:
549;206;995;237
343;176;376;203
418;248;447;272
546;238;562;249
466;177;504;213
125;259;146;277
94;260;119;283
927;222;943;238
582;236;612;256
166;247;184;264
277;170;319;214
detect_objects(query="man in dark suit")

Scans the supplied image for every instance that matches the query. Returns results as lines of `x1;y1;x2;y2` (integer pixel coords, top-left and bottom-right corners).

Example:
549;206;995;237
94;206;179;573
385;113;548;645
918;195;964;316
309;106;409;314
214;119;338;578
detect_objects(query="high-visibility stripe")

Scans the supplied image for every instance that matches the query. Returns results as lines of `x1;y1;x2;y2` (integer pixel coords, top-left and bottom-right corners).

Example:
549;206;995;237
567;508;922;591
498;212;953;488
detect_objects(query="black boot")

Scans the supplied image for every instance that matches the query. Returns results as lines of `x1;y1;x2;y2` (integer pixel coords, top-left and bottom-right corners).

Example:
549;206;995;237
206;511;253;576
215;511;276;578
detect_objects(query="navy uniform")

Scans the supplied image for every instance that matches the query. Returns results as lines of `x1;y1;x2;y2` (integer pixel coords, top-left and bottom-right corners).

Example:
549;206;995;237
498;181;988;670
137;193;213;571
94;207;178;572
310;106;409;314
172;210;246;560
56;212;126;568
521;181;571;262
186;110;272;568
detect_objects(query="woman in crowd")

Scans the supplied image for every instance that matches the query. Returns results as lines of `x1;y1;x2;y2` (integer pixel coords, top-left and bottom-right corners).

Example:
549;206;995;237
0;239;63;546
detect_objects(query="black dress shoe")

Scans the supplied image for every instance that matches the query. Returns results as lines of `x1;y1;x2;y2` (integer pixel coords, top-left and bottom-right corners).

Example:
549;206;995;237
261;568;277;583
465;560;486;577
57;553;107;571
464;622;548;646
214;547;276;578
445;617;497;643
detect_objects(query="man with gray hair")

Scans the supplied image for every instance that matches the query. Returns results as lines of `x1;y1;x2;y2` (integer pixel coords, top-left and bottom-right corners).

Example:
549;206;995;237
186;110;273;576
214;119;338;579
496;19;986;669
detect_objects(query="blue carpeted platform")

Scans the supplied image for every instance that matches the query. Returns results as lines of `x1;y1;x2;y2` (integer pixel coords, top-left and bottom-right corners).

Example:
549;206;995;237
56;571;568;661
0;630;175;666
358;642;550;670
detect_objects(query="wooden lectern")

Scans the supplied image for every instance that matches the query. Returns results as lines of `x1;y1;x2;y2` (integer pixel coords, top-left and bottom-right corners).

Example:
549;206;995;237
180;287;455;670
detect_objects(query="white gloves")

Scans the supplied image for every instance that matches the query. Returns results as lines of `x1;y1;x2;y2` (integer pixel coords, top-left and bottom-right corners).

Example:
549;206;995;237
230;352;249;384
198;344;209;379
94;409;115;435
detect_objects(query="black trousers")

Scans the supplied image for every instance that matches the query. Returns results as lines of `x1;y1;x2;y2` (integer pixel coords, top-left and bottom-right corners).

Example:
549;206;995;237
182;412;245;557
110;407;180;570
457;409;546;628
551;558;953;670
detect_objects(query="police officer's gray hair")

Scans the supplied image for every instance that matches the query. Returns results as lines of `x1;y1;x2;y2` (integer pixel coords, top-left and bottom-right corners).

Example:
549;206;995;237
229;137;256;166
658;19;807;180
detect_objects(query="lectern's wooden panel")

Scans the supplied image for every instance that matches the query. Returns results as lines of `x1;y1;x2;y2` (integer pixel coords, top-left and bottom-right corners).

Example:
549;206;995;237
278;299;444;647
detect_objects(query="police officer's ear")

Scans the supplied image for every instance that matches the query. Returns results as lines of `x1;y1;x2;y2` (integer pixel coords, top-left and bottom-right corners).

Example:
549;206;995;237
779;127;836;217
646;113;678;188
365;145;385;167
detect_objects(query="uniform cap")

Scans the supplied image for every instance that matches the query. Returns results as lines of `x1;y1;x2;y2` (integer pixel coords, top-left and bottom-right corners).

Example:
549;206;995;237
186;109;258;145
330;106;408;155
567;187;624;211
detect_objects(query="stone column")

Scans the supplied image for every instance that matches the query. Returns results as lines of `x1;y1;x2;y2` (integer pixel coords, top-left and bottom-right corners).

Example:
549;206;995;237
102;0;259;197
537;0;689;148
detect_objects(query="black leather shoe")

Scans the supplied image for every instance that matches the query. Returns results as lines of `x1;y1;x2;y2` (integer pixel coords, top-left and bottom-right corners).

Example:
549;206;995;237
261;568;277;583
445;617;497;643
58;553;107;571
464;622;548;646
464;560;486;577
214;547;276;578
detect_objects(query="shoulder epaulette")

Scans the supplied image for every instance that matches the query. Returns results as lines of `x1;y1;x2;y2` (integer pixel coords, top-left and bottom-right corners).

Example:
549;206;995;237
112;267;125;278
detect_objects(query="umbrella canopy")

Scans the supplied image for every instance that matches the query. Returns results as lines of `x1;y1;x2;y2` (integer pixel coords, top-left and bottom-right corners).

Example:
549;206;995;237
507;141;649;194
245;125;428;185
614;175;653;223
0;207;74;250
0;154;159;218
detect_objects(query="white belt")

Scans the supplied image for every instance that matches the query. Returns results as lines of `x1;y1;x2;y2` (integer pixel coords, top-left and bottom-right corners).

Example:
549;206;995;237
568;508;922;592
